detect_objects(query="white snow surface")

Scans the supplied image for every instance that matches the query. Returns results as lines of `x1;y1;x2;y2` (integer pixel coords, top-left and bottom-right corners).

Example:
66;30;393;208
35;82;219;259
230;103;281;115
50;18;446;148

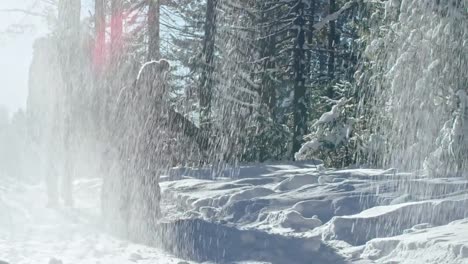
360;218;468;264
0;177;195;264
161;162;468;263
2;161;468;263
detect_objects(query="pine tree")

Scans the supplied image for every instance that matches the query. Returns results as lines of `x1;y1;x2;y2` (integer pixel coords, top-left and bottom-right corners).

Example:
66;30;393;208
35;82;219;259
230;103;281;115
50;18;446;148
57;0;82;206
111;0;123;59
148;0;161;60
199;0;218;132
290;0;309;159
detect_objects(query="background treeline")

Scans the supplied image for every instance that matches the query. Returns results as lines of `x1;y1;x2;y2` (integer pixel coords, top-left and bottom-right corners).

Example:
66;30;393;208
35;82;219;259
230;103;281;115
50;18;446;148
23;0;387;174
1;0;464;186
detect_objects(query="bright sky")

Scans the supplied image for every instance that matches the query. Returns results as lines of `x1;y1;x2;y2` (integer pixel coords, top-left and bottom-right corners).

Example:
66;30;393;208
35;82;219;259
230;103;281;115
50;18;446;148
0;0;46;115
0;0;95;116
0;0;40;114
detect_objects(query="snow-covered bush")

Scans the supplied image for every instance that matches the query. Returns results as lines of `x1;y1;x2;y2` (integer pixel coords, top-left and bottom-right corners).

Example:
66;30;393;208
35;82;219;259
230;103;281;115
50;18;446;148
295;92;359;167
357;0;468;171
424;89;468;177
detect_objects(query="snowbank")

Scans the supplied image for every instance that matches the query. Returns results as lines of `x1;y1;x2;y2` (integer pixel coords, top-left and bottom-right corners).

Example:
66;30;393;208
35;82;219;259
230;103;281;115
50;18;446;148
161;162;468;263
324;197;468;245
360;218;468;263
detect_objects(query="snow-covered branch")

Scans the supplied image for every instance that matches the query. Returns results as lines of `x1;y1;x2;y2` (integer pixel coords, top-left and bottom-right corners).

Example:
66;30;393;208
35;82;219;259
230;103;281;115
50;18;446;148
313;1;357;32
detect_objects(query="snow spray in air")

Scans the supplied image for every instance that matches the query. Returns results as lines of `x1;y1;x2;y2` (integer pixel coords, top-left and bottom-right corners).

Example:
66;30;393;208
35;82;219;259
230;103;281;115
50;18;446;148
356;0;468;233
360;0;468;177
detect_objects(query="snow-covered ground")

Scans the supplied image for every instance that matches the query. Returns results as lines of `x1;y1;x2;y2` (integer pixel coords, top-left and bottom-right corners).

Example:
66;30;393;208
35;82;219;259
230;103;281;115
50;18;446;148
0;177;195;264
2;161;468;263
160;162;468;263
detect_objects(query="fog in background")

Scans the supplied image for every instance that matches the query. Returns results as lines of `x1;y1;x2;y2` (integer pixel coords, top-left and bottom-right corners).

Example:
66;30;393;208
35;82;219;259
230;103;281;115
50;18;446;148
0;0;43;115
0;0;93;115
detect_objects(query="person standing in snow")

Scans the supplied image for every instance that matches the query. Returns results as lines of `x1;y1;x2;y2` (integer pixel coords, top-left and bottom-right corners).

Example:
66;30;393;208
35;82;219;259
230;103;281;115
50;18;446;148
106;59;170;240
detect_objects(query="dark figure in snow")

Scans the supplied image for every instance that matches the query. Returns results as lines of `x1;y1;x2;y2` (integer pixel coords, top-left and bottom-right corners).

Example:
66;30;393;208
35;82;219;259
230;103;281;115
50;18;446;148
106;59;171;241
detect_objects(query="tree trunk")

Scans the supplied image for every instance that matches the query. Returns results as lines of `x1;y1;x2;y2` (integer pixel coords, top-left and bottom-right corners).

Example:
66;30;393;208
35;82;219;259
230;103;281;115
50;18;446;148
111;0;123;59
327;0;336;99
148;0;161;60
107;0;123;132
259;2;277;116
57;0;81;207
199;0;218;131
93;0;106;119
305;0;316;84
94;0;106;72
291;0;308;159
58;0;81;38
256;1;278;162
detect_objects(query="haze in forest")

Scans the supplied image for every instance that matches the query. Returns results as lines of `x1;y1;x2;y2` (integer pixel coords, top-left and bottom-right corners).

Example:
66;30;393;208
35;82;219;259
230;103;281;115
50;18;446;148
0;1;40;114
0;1;467;264
0;0;97;114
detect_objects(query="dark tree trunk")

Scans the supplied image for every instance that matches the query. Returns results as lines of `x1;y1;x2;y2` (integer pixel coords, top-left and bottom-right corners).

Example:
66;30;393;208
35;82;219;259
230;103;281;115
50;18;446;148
256;1;278;162
305;0;316;83
259;2;277;116
148;0;161;60
327;0;337;99
291;0;308;159
199;0;218;131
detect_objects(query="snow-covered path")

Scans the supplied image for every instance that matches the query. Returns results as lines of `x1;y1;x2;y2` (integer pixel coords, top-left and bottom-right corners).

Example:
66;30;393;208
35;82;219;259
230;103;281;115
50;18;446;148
0;178;194;264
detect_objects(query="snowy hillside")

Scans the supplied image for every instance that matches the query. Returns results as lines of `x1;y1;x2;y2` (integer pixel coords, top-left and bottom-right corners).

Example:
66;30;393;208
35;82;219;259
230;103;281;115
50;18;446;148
2;161;468;263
